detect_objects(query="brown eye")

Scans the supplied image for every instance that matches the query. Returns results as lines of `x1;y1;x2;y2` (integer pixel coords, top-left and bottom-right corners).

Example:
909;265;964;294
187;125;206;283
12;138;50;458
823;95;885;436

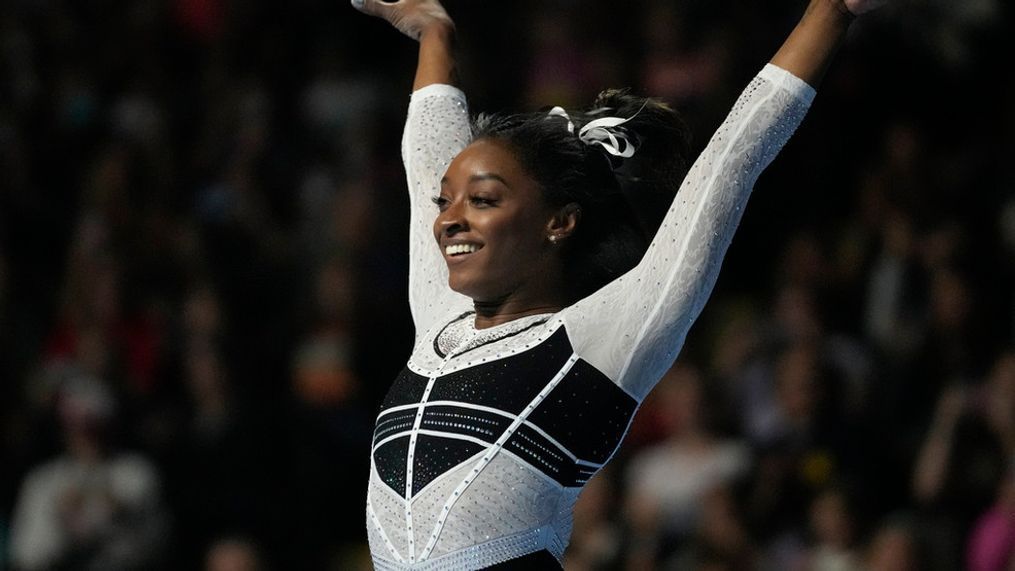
431;196;450;211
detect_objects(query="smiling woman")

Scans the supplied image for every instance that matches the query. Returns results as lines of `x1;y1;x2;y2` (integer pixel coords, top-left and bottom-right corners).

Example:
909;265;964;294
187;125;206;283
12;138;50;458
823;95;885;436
434;138;566;312
350;0;886;569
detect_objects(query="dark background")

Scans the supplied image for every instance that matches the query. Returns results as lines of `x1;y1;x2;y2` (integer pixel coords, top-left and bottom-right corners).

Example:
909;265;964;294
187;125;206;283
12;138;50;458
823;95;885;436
1;0;1013;569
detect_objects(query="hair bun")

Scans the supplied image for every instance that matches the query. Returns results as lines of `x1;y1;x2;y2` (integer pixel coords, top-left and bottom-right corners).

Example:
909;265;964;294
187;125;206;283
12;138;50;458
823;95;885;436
585;89;691;196
581;90;692;245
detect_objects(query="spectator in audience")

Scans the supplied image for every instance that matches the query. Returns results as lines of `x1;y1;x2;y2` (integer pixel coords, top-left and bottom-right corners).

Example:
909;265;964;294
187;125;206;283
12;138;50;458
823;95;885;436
806;486;863;571
966;465;1015;571
8;377;167;570
864;515;922;571
912;350;1015;569
205;536;265;571
663;484;757;571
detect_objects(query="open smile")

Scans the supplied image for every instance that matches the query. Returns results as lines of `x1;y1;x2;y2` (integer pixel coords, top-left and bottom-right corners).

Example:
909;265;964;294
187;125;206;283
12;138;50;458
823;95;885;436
443;242;484;266
445;243;481;256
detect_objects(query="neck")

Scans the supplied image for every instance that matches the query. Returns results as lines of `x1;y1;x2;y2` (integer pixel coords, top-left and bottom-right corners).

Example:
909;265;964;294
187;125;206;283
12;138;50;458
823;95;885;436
472;298;566;329
469;256;572;329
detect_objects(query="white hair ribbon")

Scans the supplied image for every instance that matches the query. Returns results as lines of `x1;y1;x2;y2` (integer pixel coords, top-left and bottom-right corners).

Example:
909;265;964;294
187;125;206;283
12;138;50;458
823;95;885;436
578;115;637;158
546;104;643;158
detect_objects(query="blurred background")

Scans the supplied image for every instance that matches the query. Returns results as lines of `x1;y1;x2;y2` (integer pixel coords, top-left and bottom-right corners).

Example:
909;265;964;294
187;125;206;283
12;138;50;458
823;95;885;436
1;0;1013;569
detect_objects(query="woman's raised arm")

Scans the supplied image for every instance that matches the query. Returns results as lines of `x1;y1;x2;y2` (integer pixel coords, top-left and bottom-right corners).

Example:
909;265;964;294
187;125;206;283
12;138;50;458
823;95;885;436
771;0;885;86
351;0;473;336
562;0;888;399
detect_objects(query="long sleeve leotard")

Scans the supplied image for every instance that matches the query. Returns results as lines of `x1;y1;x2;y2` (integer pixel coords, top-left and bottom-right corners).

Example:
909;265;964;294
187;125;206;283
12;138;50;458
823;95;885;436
367;64;816;570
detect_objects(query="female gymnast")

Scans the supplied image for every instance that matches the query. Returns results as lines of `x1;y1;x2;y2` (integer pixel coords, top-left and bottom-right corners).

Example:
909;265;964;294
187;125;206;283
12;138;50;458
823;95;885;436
352;0;886;568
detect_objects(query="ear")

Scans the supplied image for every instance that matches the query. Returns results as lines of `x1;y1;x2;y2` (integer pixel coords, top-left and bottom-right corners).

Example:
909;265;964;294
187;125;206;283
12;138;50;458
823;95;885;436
546;203;581;242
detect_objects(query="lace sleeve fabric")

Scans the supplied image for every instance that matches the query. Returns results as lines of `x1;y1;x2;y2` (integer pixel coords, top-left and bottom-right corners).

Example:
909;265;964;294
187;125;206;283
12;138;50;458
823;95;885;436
562;64;817;400
402;84;475;337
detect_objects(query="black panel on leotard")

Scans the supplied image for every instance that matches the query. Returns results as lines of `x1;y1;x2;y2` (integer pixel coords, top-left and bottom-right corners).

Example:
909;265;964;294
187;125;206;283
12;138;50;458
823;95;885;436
427;328;574;414
527;359;637;464
411;434;485;497
380;368;429;411
373;327;633;496
374;435;411;497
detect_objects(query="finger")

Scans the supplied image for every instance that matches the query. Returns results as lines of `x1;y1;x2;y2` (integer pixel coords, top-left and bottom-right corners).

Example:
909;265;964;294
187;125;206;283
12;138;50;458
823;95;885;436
351;0;398;19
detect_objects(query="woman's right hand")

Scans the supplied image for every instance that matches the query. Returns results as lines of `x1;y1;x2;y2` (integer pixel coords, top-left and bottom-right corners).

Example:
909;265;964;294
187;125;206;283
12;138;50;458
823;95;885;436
350;0;454;41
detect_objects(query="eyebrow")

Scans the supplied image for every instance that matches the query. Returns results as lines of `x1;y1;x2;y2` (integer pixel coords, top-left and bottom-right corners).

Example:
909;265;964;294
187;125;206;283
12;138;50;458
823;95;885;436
440;173;510;187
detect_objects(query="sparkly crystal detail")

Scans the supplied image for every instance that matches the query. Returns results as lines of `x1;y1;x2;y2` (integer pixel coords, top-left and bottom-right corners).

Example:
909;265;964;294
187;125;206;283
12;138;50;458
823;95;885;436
373;526;554;570
434;314;471;357
435;312;552;358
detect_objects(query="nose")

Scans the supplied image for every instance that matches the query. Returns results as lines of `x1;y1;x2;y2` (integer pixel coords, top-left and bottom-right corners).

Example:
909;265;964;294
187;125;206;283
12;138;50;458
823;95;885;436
436;200;467;237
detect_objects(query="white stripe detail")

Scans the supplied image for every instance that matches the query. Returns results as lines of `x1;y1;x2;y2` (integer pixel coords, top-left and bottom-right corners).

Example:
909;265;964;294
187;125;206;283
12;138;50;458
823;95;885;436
418;352;581;561
374;425;501;455
421;400;515;416
373;421;416;448
378;402;425;417
617;80;782;383
385;399;599;466
407;449;486;501
425;400;585;464
404;372;444;561
373;431;412;454
375;422;603;472
523;417;593;466
408;446;563;503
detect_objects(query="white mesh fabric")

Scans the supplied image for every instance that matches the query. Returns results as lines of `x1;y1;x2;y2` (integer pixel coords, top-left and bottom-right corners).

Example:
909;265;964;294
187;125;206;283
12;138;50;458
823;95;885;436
367;470;410;562
426;452;561;560
408;451;483;554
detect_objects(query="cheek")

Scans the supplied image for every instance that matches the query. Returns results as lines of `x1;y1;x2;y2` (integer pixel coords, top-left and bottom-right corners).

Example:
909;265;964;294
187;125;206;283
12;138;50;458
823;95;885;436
494;206;550;242
488;219;545;257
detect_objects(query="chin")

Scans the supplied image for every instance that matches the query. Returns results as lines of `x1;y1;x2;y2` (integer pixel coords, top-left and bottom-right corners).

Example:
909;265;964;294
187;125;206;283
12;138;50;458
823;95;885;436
448;278;499;304
447;275;478;299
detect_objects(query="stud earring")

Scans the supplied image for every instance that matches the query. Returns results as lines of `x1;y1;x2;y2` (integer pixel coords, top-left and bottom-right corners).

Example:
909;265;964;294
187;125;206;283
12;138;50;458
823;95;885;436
549;235;559;243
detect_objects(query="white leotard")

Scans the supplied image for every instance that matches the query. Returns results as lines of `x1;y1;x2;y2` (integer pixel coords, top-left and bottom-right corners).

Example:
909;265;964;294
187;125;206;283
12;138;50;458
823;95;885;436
367;64;815;570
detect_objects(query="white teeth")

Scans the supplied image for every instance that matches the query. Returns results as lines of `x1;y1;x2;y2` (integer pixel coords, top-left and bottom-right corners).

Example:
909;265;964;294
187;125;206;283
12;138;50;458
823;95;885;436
445;243;479;256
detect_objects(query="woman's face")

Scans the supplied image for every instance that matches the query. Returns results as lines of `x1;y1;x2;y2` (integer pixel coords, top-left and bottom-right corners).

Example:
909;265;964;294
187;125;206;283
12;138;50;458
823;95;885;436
434;138;562;303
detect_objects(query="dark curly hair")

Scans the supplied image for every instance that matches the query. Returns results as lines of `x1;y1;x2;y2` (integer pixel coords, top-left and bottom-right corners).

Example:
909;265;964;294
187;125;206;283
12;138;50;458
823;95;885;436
471;89;692;301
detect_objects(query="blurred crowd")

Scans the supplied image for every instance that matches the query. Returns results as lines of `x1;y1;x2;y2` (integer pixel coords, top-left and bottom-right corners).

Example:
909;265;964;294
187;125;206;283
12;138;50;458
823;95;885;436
0;0;1013;569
